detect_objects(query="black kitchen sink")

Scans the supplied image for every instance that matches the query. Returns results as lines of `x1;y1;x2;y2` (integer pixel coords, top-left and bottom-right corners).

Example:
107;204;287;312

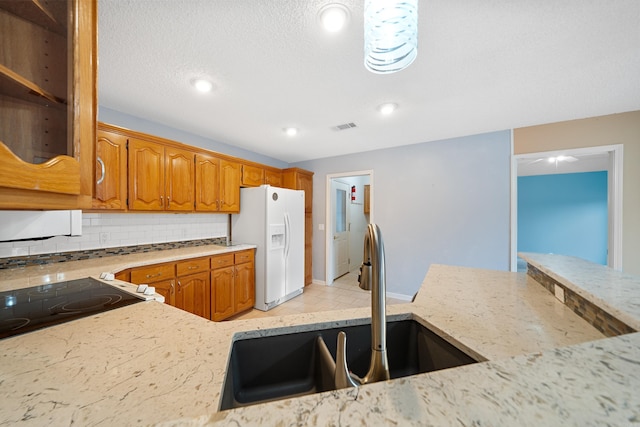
219;318;478;410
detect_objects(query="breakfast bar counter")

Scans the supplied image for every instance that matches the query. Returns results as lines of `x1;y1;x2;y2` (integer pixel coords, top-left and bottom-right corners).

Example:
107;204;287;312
0;251;638;426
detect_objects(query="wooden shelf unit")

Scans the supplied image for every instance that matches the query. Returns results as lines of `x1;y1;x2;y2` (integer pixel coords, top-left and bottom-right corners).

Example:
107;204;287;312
0;0;97;209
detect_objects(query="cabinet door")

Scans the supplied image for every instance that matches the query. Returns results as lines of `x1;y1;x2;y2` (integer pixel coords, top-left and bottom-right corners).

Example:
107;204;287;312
241;164;264;187
219;160;241;212
152;279;176;307
265;169;282;187
128;138;164;210
195;153;220;211
364;184;370;214
211;266;235;321
297;172;313;212
176;271;210;319
165;146;194;211
93;128;127;209
234;262;255;313
0;0;96;210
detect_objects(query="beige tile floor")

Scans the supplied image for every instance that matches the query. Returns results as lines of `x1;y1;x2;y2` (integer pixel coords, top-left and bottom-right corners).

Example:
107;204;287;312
228;271;406;321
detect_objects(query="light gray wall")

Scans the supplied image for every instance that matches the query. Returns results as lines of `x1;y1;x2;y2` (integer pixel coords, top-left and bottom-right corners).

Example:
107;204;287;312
293;130;512;298
99;106;288;169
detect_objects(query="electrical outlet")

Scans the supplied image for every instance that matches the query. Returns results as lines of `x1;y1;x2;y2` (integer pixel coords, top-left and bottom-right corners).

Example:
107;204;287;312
554;284;565;303
99;232;108;245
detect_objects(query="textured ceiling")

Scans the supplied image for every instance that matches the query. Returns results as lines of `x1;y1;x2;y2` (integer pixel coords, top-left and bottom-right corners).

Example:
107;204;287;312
98;0;640;163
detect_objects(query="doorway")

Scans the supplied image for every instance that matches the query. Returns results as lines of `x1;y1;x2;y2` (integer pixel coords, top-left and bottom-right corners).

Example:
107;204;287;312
325;170;373;286
510;144;623;271
331;180;350;279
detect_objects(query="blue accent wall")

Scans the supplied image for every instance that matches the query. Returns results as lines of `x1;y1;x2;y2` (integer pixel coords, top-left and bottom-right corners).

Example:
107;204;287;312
518;171;608;264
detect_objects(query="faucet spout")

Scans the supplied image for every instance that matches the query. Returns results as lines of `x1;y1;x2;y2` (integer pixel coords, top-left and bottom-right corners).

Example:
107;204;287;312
334;223;390;389
359;223;390;383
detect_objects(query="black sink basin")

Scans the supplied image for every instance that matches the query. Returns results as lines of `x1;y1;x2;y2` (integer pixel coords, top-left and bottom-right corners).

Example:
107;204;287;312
219;318;478;410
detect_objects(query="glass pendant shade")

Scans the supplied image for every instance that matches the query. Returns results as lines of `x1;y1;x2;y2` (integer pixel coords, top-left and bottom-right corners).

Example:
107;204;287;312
364;0;418;74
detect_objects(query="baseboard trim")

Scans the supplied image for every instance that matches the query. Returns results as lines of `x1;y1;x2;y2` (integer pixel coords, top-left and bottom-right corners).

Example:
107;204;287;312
386;291;413;301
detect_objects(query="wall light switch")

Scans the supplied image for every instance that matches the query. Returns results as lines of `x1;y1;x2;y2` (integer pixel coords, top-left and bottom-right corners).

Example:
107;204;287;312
554;284;565;303
318;224;325;231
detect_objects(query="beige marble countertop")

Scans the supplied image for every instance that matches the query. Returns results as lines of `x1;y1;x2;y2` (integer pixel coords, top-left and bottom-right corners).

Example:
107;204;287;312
0;243;256;293
0;251;638;426
519;252;640;330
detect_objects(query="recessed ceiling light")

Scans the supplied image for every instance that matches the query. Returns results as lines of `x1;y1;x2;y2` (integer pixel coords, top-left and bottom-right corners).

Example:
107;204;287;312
192;78;213;93
319;4;349;33
378;103;398;115
284;127;298;136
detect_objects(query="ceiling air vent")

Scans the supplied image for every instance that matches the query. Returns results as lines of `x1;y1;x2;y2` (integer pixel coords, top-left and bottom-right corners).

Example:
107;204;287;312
333;122;357;131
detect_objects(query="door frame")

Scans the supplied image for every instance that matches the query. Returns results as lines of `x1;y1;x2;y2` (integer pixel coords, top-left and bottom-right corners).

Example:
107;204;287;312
325;170;374;286
510;144;623;271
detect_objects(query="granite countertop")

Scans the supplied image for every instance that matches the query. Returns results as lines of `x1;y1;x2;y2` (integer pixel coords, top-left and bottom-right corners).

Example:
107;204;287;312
0;243;257;293
0;250;639;426
519;252;640;331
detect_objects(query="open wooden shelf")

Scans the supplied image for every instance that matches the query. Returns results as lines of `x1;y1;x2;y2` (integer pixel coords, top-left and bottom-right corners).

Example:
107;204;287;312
0;0;66;35
0;64;66;108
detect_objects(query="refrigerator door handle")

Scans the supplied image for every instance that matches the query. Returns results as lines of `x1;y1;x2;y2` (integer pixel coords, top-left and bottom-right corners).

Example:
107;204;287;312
284;212;291;260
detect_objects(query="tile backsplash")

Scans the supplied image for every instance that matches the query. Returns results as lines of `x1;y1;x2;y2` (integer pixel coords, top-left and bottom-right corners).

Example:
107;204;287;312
0;213;229;259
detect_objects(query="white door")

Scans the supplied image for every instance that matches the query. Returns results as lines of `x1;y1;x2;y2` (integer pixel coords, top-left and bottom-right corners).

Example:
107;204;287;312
331;180;350;279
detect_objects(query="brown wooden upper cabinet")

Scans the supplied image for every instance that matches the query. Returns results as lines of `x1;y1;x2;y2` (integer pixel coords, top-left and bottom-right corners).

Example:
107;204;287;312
364;184;371;214
241;164;264;187
128;138;195;211
283;168;313;213
93;126;127;210
242;164;283;188
220;159;241;212
195;154;241;213
265;169;283;187
0;0;97;209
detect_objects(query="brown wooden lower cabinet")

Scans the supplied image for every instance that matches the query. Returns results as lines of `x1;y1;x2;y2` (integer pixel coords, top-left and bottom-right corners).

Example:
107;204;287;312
234;255;255;313
119;249;254;321
130;262;176;306
211;265;235;321
151;279;177;306
176;271;210;319
211;250;255;321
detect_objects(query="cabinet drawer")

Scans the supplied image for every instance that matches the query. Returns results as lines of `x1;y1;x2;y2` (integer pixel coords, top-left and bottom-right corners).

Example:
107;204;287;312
235;250;254;264
131;263;175;283
211;253;234;269
176;257;210;276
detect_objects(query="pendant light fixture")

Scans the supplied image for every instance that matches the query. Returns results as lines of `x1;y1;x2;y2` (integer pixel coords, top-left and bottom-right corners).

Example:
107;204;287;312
364;0;418;74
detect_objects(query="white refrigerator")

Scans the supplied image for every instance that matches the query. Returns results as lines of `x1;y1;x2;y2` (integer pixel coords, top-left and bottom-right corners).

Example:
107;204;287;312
232;185;305;311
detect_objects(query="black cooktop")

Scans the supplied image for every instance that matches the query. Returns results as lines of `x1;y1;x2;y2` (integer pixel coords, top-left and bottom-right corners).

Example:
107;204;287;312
0;277;143;339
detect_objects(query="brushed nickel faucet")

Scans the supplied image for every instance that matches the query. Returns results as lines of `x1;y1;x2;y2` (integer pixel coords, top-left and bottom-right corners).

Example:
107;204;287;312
335;223;390;389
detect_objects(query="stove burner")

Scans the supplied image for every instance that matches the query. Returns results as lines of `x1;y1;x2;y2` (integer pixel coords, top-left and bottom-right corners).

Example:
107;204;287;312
50;294;124;314
0;278;143;339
